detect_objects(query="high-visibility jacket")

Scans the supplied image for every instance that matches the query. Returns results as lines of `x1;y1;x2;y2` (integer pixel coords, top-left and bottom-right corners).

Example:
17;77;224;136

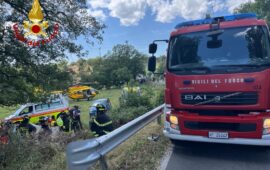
56;117;64;127
58;112;70;132
90;113;113;137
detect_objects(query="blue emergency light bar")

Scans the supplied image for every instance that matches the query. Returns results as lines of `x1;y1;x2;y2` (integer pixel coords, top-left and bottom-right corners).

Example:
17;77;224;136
175;13;257;29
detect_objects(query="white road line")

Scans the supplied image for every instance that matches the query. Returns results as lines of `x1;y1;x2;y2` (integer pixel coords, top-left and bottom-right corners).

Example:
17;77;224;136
158;145;173;170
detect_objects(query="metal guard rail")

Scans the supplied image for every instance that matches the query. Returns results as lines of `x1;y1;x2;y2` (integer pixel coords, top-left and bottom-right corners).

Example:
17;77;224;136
66;104;165;170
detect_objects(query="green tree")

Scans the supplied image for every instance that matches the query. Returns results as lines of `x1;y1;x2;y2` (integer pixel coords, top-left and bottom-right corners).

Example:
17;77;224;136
107;44;146;80
0;0;104;106
56;60;73;89
235;0;270;24
91;44;146;88
89;57;110;88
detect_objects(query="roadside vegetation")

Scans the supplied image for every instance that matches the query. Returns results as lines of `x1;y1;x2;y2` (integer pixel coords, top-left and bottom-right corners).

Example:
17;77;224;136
104;121;170;170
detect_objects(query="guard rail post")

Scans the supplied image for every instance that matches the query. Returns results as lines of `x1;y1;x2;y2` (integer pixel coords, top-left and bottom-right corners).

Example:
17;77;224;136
157;115;162;125
100;156;108;170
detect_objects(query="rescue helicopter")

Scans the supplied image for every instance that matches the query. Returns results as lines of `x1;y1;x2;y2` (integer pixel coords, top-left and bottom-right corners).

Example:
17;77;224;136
67;84;98;101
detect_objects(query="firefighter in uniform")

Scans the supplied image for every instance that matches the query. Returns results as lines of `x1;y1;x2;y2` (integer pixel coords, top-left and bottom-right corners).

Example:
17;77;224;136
38;116;52;135
90;104;113;137
71;105;83;131
57;111;70;132
18;115;36;135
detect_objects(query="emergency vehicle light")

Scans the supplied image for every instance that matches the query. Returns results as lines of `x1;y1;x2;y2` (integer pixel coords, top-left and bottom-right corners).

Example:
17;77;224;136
175;13;257;29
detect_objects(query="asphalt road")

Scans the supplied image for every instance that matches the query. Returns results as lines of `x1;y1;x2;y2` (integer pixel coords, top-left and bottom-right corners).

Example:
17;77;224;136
165;141;270;170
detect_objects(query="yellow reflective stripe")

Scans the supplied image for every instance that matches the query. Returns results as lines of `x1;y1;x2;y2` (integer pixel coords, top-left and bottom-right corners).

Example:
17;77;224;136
93;119;112;127
94;134;99;137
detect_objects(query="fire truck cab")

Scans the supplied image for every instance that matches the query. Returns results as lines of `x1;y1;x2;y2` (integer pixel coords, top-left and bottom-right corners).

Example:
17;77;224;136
149;13;270;145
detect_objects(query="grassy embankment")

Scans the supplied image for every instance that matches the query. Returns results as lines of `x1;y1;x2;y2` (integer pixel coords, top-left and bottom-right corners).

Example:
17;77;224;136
0;106;18;119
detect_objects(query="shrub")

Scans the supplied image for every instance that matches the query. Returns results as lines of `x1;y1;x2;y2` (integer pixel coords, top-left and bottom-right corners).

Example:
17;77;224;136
0;137;58;170
0;130;92;170
154;88;164;106
113;85;164;128
119;94;152;109
111;106;148;127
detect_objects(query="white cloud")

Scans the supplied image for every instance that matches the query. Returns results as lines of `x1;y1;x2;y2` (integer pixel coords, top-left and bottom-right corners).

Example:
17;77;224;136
207;0;226;13
108;0;147;26
226;0;255;13
87;9;107;21
172;0;209;20
87;0;109;9
147;0;176;23
86;0;256;26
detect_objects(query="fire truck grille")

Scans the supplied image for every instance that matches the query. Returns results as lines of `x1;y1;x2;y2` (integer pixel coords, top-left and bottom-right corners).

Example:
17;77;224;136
181;92;258;105
184;121;257;132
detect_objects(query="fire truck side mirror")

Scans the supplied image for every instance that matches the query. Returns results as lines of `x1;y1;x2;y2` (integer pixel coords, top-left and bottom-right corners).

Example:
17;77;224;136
148;56;156;72
149;43;157;54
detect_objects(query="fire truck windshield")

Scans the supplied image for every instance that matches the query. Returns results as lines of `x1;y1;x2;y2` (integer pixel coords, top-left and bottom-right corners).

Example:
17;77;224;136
168;26;270;73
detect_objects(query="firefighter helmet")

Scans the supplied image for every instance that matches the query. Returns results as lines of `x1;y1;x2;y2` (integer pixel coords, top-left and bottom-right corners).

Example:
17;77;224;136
96;104;106;112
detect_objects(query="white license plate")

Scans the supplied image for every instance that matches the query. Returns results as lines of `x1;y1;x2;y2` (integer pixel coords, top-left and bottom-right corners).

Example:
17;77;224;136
208;132;229;139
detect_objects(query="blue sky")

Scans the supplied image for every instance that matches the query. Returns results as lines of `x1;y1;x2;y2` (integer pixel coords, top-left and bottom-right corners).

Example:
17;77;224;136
73;0;254;61
81;10;175;59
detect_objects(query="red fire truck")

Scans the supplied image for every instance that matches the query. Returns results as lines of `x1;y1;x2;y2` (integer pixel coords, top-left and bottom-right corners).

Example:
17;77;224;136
148;13;270;145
